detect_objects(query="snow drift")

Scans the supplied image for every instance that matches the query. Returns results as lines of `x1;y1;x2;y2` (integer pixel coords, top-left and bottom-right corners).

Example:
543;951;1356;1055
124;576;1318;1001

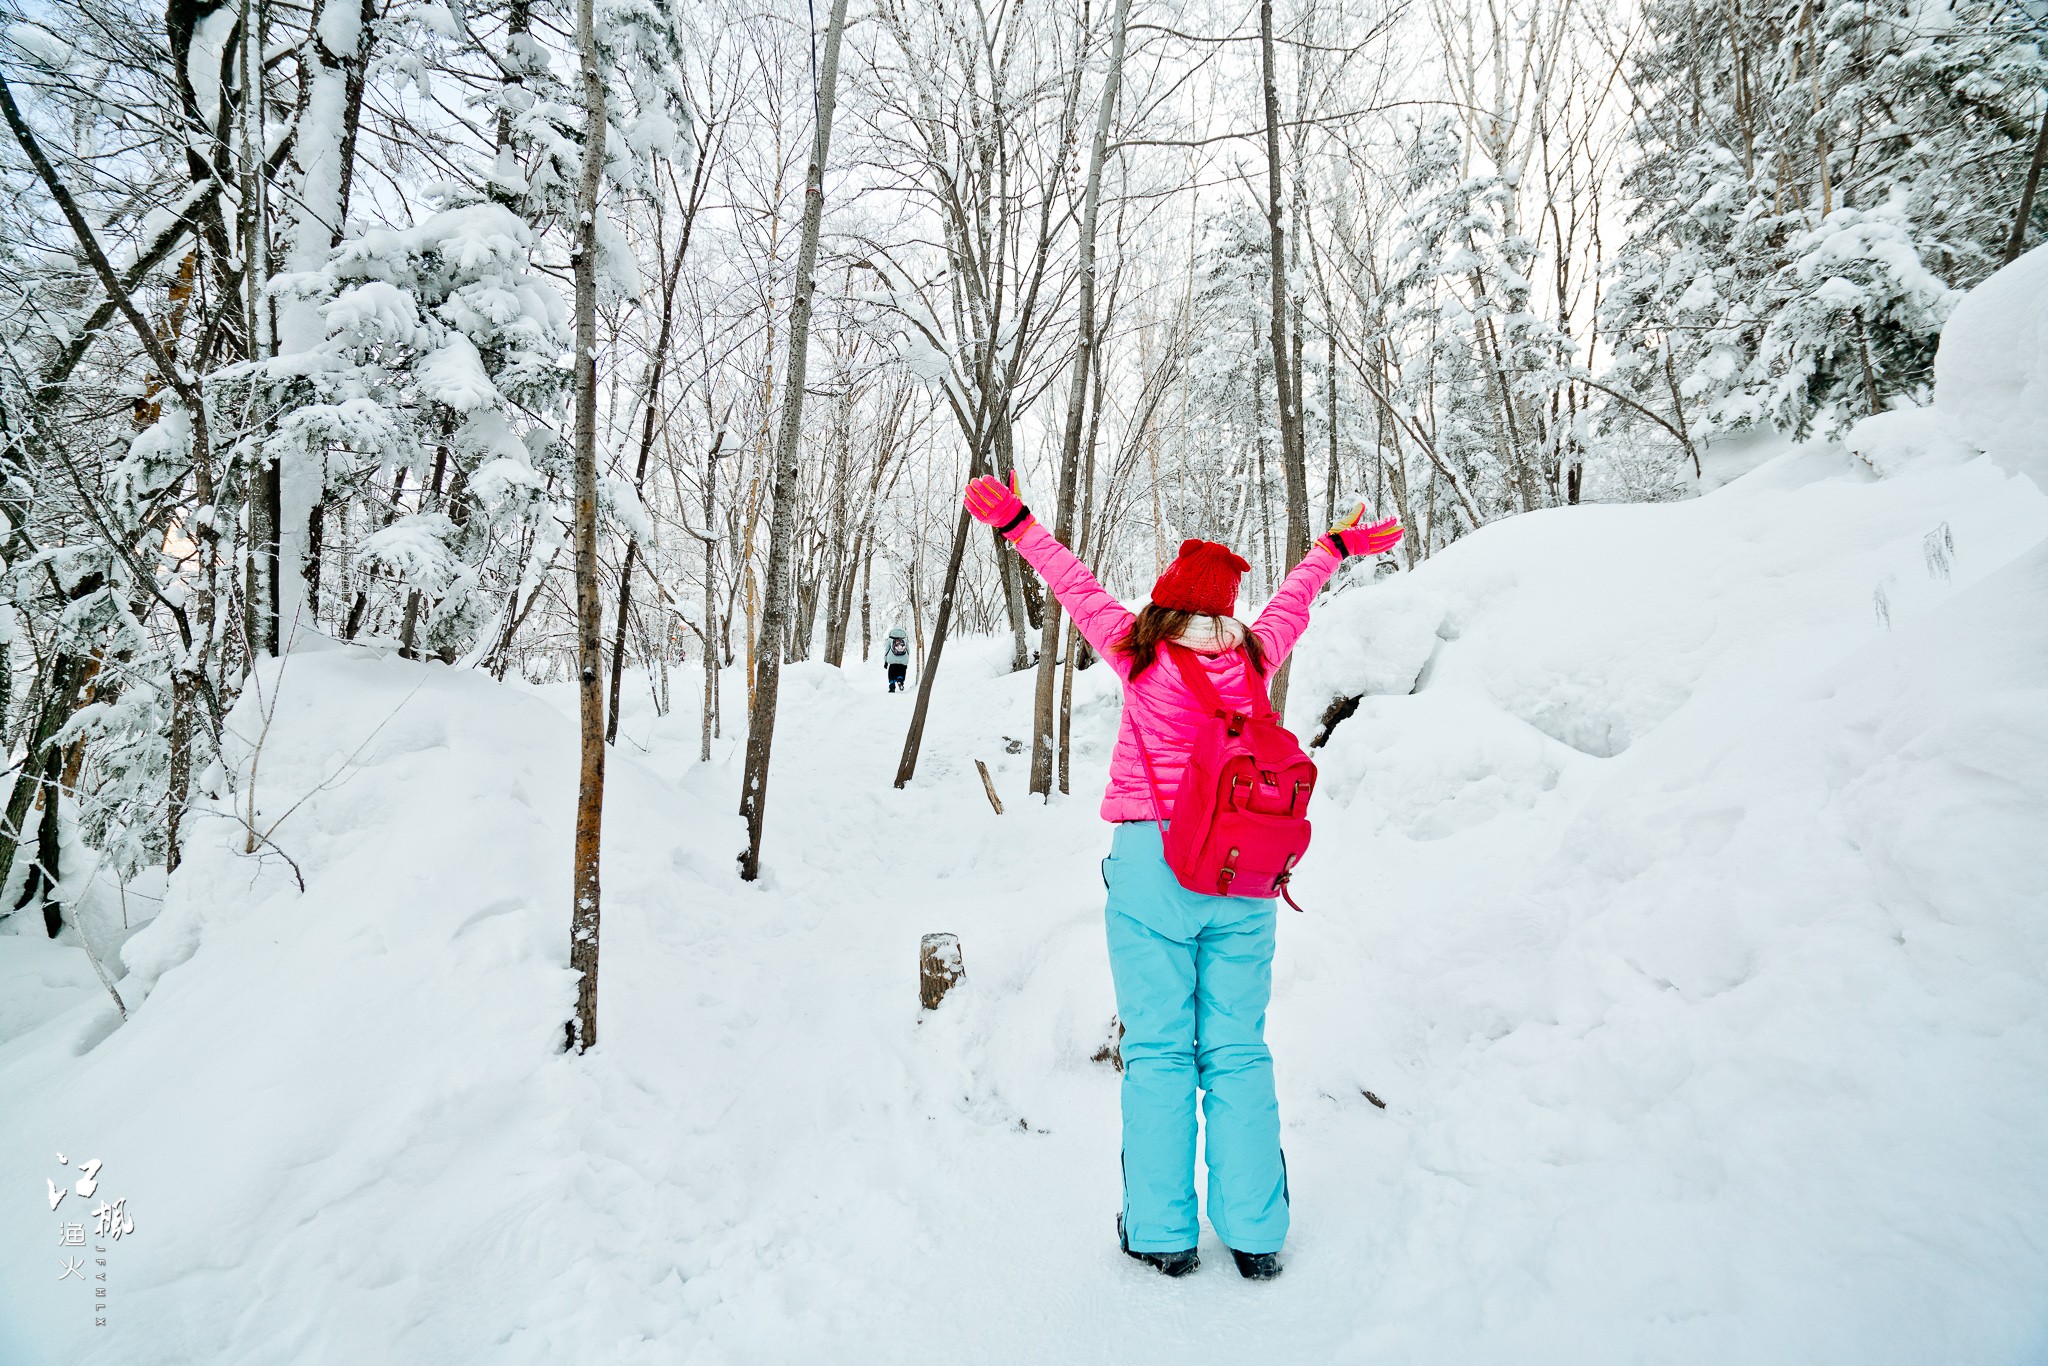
1937;244;2048;492
4;253;2048;1364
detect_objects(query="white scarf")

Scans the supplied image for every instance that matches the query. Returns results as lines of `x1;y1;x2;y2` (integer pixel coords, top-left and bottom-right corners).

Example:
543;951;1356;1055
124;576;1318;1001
1170;615;1247;653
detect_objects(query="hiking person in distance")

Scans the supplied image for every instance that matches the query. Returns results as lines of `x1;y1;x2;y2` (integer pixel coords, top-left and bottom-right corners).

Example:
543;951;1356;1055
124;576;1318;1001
884;627;911;693
963;471;1402;1280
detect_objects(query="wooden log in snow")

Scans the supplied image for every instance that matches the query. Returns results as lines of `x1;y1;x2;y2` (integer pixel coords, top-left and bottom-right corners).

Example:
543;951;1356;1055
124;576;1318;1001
920;932;964;1010
974;760;1004;814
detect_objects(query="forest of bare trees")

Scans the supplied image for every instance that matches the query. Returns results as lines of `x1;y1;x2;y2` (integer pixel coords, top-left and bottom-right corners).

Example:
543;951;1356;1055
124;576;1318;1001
0;0;2042;1036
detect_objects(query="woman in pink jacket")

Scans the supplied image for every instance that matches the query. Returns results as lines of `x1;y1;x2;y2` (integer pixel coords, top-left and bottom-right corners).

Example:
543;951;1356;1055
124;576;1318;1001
964;472;1402;1281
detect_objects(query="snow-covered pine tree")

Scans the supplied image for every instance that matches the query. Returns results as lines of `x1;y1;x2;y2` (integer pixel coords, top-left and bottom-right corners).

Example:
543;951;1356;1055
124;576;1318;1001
1383;116;1571;526
270;202;576;662
264;0;691;666
1604;0;2048;442
1179;205;1282;586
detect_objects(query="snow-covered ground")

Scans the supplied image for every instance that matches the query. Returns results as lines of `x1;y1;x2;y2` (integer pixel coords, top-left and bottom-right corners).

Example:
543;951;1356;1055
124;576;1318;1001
5;259;2048;1364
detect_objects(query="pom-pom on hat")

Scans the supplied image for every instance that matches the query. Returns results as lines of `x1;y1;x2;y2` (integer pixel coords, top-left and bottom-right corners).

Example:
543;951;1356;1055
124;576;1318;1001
1149;539;1251;616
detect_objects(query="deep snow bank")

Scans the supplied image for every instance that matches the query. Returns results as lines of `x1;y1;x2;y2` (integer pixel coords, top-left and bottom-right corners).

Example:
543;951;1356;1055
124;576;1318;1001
1265;247;2048;1363
0;645;767;1363
1936;244;2048;491
1276;439;2048;1362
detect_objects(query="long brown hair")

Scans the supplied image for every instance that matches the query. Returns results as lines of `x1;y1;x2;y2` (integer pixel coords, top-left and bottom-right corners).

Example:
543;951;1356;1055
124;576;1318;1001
1114;605;1266;679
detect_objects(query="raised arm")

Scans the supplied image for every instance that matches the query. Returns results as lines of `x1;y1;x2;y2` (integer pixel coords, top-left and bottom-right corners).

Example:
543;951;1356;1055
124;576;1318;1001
965;474;1135;669
1249;544;1341;666
1250;507;1405;666
1009;523;1134;661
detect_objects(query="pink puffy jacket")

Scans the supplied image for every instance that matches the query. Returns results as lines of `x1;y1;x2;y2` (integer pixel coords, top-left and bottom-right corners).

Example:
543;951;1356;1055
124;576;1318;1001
1008;522;1342;823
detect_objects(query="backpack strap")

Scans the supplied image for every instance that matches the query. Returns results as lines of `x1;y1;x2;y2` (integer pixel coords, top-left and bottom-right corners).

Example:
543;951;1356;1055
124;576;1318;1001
1236;645;1278;722
1164;641;1270;732
1131;723;1172;828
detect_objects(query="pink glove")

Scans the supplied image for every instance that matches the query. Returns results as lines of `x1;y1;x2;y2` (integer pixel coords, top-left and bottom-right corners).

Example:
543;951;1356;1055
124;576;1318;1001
963;471;1035;539
1320;506;1403;558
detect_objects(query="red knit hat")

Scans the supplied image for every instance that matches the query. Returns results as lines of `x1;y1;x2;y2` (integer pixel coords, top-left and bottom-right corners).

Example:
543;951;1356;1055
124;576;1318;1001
1149;539;1250;615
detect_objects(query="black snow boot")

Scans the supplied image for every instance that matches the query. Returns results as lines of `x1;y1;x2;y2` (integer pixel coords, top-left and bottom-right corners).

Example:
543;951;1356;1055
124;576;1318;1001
1228;1248;1282;1280
1118;1216;1198;1278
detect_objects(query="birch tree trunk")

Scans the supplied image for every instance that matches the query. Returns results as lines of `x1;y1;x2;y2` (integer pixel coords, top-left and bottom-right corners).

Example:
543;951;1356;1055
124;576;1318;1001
1030;0;1131;797
701;441;719;763
860;545;873;662
1324;325;1340;526
821;399;853;665
241;0;281;660
738;0;850;881
275;0;363;644
566;0;608;1054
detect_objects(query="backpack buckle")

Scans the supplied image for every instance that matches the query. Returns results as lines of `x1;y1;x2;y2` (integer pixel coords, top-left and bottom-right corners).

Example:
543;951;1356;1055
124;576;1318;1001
1276;854;1305;912
1218;847;1240;893
1225;711;1248;737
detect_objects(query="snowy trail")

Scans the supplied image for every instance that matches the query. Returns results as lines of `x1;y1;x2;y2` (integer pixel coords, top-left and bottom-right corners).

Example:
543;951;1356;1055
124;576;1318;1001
591;659;1413;1364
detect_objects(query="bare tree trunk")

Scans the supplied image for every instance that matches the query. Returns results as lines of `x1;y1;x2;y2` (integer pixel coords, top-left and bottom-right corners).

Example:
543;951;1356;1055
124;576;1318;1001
992;419;1034;670
895;503;973;788
605;546;639;740
701;528;717;758
249;456;281;655
608;177;704;743
1662;338;1702;478
1256;434;1275;594
1855;316;1883;417
277;0;369;642
16;746;65;936
909;535;926;677
2004;98;2048;267
173;407;219;868
1259;0;1309;716
1324;325;1340;526
241;0;280;659
822;407;853;665
1031;0;1131;797
860;545;873;661
566;0;608;1054
1251;322;1276;594
701;439;721;763
738;0;850;881
0;652;87;899
1058;335;1108;795
164;663;191;871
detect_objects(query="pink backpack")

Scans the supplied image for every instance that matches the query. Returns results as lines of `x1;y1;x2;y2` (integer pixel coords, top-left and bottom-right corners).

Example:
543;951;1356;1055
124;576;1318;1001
1134;643;1318;910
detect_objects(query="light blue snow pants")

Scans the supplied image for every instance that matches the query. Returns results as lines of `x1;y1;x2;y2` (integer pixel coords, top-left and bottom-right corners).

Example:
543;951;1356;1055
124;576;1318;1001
1102;820;1289;1255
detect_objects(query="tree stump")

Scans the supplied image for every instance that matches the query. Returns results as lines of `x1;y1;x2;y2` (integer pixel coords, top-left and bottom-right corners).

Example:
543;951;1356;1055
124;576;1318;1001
920;933;964;1009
